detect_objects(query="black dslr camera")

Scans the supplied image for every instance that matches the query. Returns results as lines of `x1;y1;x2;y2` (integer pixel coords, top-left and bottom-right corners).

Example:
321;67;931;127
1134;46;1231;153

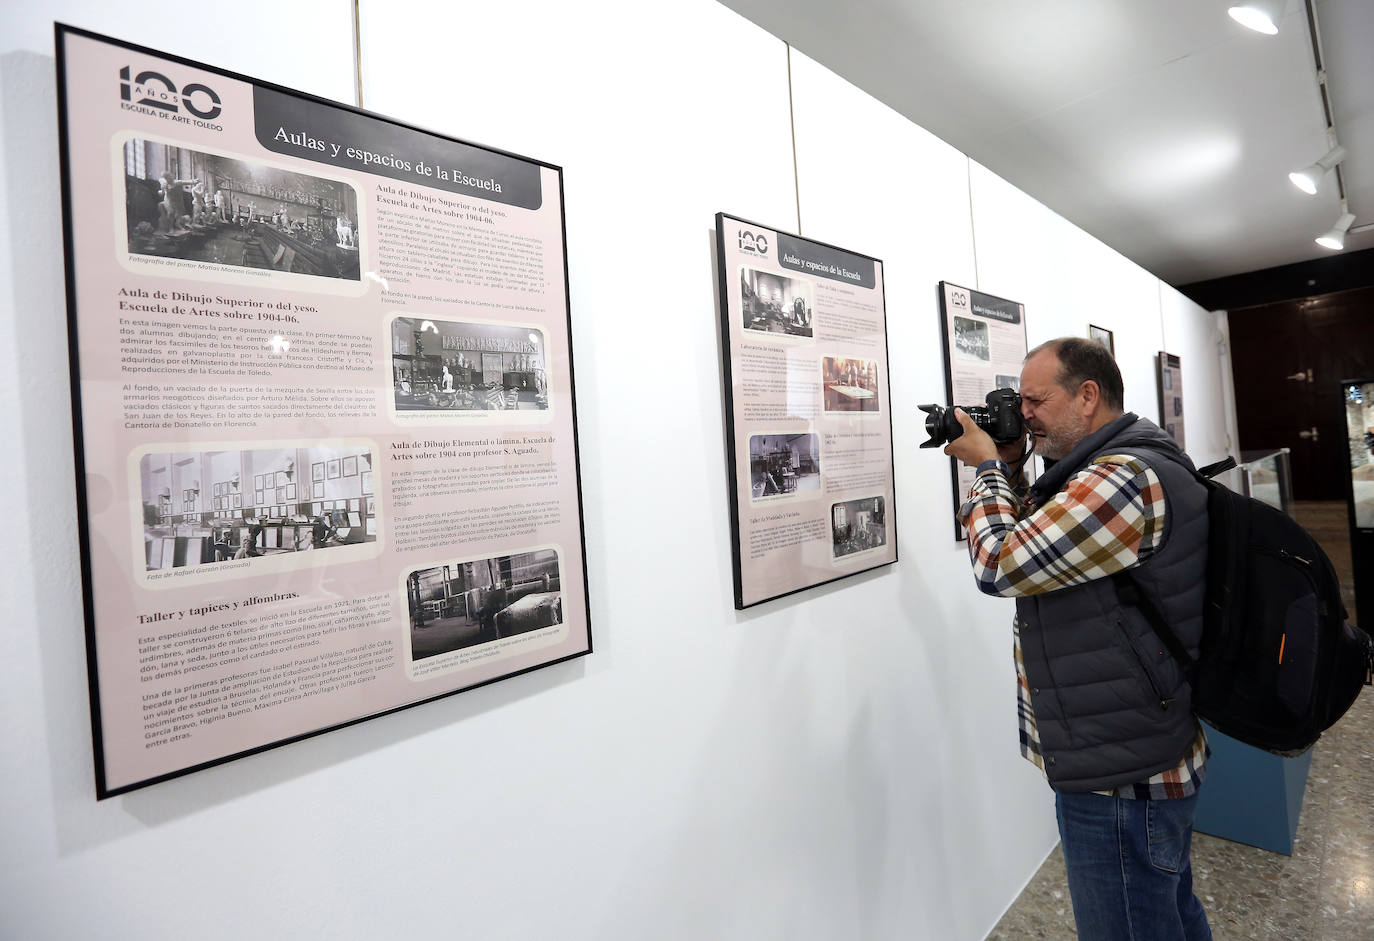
919;388;1024;448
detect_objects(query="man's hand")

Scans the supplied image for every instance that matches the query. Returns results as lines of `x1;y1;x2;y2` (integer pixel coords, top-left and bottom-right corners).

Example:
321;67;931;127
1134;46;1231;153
943;409;999;467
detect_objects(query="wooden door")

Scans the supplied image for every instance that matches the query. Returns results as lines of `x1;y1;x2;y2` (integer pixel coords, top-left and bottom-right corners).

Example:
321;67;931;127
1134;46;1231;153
1227;285;1374;499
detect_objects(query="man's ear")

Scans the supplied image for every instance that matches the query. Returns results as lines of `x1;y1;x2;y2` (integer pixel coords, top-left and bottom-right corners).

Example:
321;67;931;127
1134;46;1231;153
1079;379;1102;415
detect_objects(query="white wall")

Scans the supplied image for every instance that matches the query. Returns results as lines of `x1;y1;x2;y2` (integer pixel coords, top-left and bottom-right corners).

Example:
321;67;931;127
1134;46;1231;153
0;2;1232;939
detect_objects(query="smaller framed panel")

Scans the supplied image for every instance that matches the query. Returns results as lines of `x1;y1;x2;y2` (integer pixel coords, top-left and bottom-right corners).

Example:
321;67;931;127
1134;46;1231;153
715;213;896;608
1088;324;1114;356
937;282;1029;539
1156;352;1185;448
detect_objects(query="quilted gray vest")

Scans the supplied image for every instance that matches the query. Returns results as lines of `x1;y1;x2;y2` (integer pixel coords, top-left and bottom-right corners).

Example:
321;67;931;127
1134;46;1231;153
1015;413;1208;792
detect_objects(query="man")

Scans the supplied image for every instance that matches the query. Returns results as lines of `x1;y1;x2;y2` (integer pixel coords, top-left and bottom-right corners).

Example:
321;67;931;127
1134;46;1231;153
944;337;1211;940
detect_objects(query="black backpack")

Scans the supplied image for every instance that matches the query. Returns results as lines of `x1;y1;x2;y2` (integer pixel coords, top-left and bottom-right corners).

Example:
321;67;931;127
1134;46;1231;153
1115;454;1372;756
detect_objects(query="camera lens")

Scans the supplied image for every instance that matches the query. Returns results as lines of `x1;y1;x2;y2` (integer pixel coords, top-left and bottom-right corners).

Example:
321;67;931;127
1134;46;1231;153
918;403;961;448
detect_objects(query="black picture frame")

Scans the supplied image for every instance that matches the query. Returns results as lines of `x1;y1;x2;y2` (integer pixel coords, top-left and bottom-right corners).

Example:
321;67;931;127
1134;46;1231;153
936;282;1030;540
342;456;357;477
715;213;897;608
311;462;324;482
1156;351;1185;448
327;459;340;479
1088;324;1115;356
57;24;591;799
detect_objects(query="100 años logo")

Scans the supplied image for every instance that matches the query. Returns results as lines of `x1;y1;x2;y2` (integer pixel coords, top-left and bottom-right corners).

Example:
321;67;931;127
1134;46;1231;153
738;229;769;255
120;66;223;122
949;288;969;309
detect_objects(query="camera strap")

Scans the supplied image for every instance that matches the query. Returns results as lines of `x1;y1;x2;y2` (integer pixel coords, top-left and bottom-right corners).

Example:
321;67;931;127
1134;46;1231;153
1008;435;1036;481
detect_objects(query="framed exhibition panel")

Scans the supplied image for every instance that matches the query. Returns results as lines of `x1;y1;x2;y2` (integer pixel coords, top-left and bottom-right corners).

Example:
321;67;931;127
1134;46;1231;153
57;25;590;797
715;213;897;609
1343;378;1374;532
936;282;1029;539
1157;351;1185;448
1340;377;1374;623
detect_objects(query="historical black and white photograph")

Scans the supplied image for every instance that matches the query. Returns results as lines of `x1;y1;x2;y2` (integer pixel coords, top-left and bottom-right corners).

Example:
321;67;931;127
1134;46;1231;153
392;316;549;411
740;267;814;337
138;444;377;571
749;433;821;499
953;315;990;363
831;495;887;558
995;373;1021;392
121;138;361;280
821;356;880;412
407;550;563;660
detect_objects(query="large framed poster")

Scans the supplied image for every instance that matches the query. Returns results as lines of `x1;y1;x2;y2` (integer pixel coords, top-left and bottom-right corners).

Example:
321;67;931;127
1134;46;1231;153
715;213;897;609
1157;351;1185;448
936;282;1029;539
57;26;590;797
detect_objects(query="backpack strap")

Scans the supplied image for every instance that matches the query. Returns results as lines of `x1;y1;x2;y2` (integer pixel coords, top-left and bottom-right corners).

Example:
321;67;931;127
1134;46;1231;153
1196;456;1237;479
1090;439;1229;686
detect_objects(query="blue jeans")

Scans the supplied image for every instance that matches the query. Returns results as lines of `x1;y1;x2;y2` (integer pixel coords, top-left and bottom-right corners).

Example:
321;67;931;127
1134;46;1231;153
1055;789;1212;940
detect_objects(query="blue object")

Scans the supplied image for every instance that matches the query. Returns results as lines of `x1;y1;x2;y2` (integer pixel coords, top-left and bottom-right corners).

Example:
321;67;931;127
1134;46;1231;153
1192;722;1313;855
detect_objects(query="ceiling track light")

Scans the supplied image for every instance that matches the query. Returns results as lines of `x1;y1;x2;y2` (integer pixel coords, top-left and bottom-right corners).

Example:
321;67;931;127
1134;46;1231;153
1315;204;1356;250
1288;143;1347;194
1228;0;1286;34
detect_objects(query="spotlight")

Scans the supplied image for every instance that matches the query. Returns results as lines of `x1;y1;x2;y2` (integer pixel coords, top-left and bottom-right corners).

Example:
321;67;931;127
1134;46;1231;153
1288;145;1347;195
1228;0;1285;34
1315;212;1356;250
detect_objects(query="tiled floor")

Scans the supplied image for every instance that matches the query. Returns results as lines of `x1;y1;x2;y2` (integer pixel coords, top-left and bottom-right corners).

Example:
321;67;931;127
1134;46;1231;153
987;502;1372;940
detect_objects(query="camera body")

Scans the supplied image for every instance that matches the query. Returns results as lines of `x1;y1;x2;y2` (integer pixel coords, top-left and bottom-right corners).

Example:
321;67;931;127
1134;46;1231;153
919;387;1024;448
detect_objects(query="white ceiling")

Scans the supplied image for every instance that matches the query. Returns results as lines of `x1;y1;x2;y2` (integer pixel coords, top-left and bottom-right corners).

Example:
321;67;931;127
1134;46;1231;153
717;0;1374;286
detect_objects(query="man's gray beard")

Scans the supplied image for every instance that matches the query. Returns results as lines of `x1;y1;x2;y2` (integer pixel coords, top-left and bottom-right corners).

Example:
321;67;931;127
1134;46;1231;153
1039;412;1090;461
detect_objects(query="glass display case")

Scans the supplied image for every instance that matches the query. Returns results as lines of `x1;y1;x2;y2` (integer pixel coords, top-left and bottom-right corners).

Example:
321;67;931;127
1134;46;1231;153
1237;448;1294;517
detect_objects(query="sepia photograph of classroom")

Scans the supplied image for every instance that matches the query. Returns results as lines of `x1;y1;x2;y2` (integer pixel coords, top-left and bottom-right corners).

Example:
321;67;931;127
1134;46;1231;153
952;315;990;363
121;138;361;280
407;549;563;659
139;444;376;571
739;267;814;337
749;433;821;498
831;495;887;558
821;356;880;412
392;316;549;411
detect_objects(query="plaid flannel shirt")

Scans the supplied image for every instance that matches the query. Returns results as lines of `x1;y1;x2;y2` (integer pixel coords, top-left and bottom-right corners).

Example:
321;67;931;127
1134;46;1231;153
959;454;1207;799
